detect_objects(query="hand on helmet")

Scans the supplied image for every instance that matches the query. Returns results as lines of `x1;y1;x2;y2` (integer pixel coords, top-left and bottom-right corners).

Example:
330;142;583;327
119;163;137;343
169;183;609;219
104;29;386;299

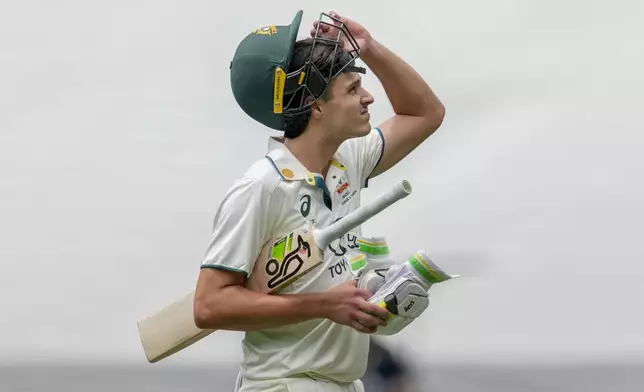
310;11;373;53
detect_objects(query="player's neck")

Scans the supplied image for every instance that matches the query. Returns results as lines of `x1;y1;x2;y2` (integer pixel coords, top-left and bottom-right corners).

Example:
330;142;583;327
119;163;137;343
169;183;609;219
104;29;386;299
283;127;342;179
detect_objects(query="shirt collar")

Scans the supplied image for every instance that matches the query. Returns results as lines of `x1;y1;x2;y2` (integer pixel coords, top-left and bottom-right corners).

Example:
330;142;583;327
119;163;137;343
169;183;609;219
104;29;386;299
265;136;348;185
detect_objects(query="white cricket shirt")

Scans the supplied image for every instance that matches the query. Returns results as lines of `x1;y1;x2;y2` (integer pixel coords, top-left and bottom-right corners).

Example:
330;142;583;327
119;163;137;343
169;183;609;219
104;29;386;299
201;128;385;383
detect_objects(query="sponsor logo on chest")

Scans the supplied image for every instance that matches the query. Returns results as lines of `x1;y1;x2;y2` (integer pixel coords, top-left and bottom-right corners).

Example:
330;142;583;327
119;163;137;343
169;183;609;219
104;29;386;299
335;177;357;206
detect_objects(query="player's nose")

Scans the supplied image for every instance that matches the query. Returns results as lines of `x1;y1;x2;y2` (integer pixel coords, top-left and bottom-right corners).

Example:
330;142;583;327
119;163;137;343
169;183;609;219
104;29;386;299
361;90;374;106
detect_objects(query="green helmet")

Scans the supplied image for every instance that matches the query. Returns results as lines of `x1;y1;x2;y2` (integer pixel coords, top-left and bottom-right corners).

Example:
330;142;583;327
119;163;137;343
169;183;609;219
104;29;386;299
229;10;366;131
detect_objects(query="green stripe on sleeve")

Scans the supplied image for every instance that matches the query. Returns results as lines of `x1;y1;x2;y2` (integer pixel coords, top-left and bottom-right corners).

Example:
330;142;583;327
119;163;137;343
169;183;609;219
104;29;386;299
200;264;248;276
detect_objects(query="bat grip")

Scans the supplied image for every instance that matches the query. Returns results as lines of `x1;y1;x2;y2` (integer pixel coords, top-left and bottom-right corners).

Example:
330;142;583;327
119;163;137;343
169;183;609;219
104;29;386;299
315;180;412;249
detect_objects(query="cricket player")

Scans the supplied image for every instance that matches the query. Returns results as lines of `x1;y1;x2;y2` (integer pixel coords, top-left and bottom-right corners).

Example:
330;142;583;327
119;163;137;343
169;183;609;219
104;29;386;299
193;10;445;392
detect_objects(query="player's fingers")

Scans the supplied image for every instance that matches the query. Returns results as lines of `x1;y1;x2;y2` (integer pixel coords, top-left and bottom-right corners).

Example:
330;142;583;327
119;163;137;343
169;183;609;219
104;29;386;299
329;11;350;35
310;27;331;39
312;20;332;34
351;320;377;334
311;19;340;40
354;310;387;328
329;11;345;26
313;20;331;31
348;279;359;287
355;287;374;299
361;302;391;321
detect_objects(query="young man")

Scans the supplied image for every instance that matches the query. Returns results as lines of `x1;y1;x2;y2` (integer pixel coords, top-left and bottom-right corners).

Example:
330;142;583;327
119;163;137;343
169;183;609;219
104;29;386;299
193;10;445;392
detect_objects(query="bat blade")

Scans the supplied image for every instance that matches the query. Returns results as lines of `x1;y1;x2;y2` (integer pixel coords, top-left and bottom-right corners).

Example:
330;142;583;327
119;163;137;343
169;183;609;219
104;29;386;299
137;226;320;363
136;180;412;363
136;291;214;363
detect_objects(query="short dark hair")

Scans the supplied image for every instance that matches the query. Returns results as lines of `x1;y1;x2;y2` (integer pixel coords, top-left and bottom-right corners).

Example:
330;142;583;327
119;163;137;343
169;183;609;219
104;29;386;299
283;38;354;139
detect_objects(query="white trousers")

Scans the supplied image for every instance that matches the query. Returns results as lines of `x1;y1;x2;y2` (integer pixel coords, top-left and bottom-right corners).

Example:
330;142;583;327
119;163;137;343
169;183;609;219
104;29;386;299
233;372;366;392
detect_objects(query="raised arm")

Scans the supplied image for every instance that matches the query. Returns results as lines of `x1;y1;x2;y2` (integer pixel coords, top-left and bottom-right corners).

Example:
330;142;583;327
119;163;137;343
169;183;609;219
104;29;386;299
312;11;446;178
363;38;445;178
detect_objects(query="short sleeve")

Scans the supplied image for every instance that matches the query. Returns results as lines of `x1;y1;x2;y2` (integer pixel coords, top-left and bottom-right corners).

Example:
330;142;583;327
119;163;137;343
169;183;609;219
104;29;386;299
339;127;385;189
201;177;272;276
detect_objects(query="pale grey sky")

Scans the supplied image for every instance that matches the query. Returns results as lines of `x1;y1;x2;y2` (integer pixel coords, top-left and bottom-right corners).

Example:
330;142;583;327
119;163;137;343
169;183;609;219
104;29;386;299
1;0;643;367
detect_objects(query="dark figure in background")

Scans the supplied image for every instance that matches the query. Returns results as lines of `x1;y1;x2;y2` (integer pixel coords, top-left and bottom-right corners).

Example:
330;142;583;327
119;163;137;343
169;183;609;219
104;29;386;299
362;338;412;392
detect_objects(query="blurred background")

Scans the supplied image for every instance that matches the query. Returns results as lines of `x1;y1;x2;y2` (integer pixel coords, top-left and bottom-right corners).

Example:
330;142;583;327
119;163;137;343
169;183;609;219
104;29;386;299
2;0;643;391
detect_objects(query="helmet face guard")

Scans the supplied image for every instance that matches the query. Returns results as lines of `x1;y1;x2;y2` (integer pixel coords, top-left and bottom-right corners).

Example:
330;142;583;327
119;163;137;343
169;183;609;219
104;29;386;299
282;12;366;115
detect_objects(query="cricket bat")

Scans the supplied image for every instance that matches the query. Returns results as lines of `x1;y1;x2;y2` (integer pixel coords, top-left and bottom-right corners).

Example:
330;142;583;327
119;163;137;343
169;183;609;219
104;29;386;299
137;179;413;363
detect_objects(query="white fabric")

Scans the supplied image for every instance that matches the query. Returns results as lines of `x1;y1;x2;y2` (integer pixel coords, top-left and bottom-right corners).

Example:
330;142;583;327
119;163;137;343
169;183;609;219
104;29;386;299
201;128;384;383
233;370;366;392
201;175;273;275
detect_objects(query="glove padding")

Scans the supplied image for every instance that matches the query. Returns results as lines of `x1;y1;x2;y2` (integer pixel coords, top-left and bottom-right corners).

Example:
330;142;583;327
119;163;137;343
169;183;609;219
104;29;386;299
360;264;431;336
356;267;388;293
350;237;436;335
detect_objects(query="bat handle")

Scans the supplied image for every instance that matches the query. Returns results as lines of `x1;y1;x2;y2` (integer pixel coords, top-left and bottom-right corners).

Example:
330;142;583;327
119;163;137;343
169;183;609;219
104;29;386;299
315;180;412;249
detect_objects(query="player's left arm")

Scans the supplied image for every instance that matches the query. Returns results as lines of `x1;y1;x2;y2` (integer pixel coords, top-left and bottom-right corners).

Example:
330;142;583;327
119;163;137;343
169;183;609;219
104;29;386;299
362;38;446;179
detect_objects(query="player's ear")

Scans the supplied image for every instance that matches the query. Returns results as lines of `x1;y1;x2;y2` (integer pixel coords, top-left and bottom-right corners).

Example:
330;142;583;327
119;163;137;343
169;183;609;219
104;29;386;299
308;96;323;120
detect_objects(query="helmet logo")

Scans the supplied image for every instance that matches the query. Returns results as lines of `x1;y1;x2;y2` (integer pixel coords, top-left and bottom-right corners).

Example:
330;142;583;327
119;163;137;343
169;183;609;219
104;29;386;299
253;25;277;35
